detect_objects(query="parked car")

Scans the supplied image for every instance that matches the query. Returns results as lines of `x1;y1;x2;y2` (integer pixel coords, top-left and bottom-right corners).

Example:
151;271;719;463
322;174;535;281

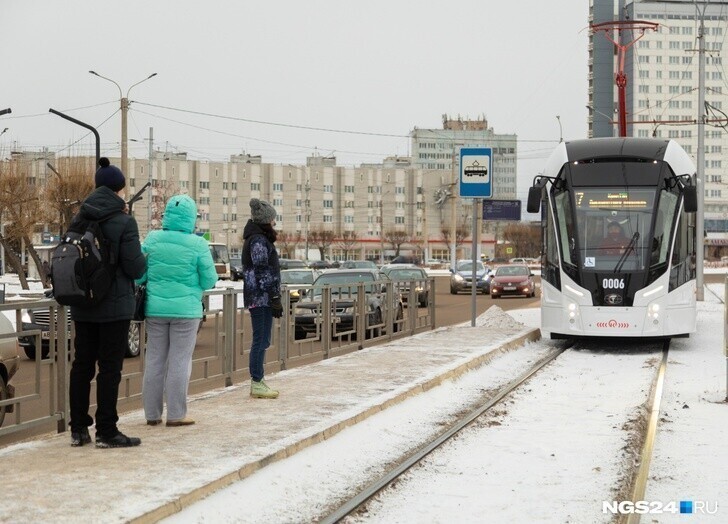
489;264;537;299
379;265;429;307
309;260;338;270
19;290;142;359
339;260;378;270
0;313;19;426
293;269;403;340
389;255;418;265
230;257;243;281
450;260;490;295
279;258;308;270
280;268;317;304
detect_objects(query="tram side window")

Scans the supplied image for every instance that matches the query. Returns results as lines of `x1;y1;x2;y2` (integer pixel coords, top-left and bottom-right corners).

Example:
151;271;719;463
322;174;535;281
669;205;696;290
554;191;576;267
543;205;561;289
651;190;677;267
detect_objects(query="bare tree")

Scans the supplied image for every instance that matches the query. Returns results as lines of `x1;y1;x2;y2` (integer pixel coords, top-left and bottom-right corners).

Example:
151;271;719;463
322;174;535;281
383;229;409;258
150;180;179;230
440;221;470;259
502;222;541;258
308;226;335;260
0;158;43;288
277;230;301;258
335;231;359;260
409;234;426;264
45;157;95;238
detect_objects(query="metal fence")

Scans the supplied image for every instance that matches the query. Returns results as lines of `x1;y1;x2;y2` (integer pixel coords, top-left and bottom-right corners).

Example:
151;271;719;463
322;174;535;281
0;278;435;440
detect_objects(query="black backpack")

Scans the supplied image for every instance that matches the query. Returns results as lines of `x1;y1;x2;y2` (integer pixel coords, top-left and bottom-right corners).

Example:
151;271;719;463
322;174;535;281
51;216;116;307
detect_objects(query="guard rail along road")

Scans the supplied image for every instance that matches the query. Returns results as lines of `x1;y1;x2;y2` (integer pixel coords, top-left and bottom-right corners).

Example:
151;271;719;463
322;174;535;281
0;278;436;440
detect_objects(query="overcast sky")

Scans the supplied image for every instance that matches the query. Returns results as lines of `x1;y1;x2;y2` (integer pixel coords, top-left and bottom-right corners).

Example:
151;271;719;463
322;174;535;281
1;0;589;199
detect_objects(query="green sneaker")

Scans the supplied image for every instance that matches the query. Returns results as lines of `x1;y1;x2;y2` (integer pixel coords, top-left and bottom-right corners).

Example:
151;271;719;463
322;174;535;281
251;379;279;399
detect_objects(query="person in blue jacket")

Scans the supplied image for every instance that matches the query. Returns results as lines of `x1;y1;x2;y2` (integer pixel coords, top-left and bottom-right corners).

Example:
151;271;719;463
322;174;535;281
242;198;282;399
138;195;218;426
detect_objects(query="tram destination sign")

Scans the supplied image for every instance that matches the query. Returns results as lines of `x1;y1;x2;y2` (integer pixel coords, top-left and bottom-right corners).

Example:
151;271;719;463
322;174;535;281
483;199;521;221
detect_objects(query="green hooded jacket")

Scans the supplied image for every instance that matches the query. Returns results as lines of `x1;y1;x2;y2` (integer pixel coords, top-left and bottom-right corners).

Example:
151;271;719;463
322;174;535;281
138;195;218;318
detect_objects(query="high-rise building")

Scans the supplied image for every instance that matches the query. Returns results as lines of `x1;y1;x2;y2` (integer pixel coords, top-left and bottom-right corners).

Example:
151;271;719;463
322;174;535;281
410;114;518;200
589;0;728;237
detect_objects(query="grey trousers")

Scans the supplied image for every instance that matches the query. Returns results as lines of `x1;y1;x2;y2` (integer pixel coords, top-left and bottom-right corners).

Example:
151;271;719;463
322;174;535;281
142;318;199;422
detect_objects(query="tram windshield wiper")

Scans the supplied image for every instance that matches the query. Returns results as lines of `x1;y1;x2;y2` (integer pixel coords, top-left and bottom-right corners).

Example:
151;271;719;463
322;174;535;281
613;232;640;273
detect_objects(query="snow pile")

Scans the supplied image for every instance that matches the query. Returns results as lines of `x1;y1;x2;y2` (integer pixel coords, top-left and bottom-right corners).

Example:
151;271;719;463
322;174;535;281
474;304;527;331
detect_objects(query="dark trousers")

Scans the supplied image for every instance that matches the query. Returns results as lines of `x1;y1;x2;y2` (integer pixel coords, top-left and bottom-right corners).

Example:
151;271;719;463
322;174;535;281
249;307;272;382
69;320;129;438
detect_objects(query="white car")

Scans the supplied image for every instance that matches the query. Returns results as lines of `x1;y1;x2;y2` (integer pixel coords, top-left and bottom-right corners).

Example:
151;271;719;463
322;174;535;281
0;313;20;426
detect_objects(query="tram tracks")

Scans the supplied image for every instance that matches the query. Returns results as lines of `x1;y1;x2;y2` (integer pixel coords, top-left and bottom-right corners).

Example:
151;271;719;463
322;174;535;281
318;341;572;524
319;338;671;524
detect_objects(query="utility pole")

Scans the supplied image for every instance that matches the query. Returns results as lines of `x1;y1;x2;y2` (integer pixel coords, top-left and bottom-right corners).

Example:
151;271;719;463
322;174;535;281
450;149;458;268
147;127;154;234
304;176;310;260
696;9;706;301
423;197;428;262
89;71;157;177
379;198;384;265
591;20;658;137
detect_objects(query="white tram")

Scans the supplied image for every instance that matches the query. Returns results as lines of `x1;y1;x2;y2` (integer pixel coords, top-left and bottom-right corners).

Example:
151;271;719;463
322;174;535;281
527;138;698;339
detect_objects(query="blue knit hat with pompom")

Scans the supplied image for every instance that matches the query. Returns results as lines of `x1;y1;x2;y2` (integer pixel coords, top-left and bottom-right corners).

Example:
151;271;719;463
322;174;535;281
94;157;126;191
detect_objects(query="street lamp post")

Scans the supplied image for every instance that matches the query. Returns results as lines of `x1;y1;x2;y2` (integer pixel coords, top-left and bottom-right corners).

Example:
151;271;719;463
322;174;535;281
556;115;563;143
89;71;157;177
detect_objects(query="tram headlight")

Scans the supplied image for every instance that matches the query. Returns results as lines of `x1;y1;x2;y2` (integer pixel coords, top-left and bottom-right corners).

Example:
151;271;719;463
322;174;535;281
567;302;578;320
648;303;660;322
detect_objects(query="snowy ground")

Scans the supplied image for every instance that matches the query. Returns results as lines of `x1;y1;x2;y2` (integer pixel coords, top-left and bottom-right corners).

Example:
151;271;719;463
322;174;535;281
165;280;728;523
3;271;726;522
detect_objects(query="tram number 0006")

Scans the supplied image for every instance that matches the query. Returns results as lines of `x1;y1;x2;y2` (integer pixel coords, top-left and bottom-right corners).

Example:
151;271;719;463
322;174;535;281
603;278;625;289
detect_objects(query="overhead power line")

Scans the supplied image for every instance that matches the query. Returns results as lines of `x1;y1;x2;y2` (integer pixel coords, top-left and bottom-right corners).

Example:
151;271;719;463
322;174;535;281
133;101;410;138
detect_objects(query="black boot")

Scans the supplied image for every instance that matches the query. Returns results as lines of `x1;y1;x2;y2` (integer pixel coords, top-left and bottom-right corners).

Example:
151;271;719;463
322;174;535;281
95;431;141;448
70;428;92;447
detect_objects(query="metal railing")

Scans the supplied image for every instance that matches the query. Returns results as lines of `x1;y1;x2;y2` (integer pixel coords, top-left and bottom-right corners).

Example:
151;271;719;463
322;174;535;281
0;278;435;440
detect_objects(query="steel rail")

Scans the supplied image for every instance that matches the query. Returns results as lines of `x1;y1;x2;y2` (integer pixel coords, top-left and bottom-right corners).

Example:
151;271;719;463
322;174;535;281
625;341;670;524
319;342;571;524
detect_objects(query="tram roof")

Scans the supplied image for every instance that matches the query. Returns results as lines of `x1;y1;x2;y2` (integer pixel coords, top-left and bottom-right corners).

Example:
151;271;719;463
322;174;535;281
564;138;670;163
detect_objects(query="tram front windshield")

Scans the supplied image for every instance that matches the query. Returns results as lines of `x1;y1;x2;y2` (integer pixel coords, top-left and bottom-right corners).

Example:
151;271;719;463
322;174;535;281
554;186;670;273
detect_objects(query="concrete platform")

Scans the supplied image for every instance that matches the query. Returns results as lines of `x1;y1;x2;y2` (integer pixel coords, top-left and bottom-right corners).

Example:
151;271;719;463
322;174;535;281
0;308;539;523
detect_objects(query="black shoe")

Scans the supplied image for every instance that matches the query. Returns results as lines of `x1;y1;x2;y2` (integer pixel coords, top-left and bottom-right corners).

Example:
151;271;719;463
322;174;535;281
95;432;141;448
70;428;92;447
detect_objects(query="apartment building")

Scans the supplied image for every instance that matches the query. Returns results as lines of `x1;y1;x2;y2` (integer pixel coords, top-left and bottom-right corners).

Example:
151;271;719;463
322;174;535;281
11;150;489;263
589;0;728;241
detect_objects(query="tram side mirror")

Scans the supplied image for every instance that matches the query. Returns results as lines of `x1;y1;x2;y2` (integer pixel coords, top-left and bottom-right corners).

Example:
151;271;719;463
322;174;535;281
527;186;542;213
682;185;697;213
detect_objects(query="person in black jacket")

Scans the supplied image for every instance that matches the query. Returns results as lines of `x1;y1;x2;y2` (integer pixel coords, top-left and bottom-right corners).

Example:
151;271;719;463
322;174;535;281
69;158;146;448
242;198;281;399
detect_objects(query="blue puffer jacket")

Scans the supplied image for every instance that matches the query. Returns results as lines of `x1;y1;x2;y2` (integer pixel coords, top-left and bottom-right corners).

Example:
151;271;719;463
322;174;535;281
242;220;280;309
137;195;219;318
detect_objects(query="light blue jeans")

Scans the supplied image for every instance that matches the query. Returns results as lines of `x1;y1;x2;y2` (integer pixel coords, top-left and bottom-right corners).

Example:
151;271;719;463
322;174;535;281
143;318;199;422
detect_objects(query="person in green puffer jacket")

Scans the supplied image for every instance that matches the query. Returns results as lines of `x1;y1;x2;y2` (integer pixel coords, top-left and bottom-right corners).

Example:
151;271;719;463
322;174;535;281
138;194;218;427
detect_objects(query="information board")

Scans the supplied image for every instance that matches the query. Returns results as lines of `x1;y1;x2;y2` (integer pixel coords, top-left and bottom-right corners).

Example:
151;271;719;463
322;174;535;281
482;199;521;221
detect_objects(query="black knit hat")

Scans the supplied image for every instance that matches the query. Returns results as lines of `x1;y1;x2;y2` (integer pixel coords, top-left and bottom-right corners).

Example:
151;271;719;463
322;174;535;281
94;157;126;191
